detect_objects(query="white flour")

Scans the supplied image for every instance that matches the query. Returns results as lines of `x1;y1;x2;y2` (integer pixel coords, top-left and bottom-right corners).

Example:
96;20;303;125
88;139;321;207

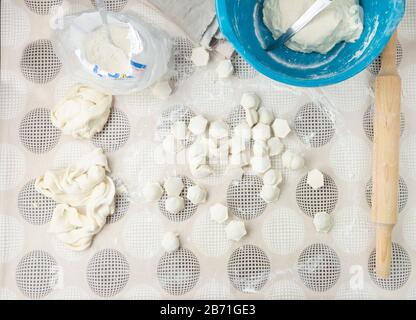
84;24;133;74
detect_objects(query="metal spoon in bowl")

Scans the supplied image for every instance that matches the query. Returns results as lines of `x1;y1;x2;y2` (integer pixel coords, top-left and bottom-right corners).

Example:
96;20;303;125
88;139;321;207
265;0;333;51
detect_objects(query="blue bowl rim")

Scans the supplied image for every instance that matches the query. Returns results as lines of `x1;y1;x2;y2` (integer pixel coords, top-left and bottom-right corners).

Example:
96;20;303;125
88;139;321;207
215;0;406;87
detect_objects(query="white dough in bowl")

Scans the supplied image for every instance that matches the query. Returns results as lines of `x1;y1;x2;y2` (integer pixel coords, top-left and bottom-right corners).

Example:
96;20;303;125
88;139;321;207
263;0;363;54
51;85;112;140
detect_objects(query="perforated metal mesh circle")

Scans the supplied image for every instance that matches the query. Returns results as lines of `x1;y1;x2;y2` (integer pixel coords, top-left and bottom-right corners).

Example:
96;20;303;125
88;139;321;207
0;70;27;120
368;42;403;75
52;287;90;300
0;144;26;191
226;105;247;135
362;104;405;142
191;212;231;257
227;245;271;293
403;65;416;107
91;108;130;153
262;207;305;255
227;174;267;220
331;206;374;254
329;135;371;182
297;243;341;292
20;39;62;83
402;210;416;250
266;280;306;300
365;176;408;213
231;52;257;79
0;215;25;263
18;178;56;225
157;248;200;296
125;285;161;300
156;105;196;148
171;37;195;83
90;0;128;12
294;103;335;147
194;280;231;300
323;72;370;113
158;176;198;222
0;288;18;300
24;0;63;15
399;2;416;41
87;249;130;298
19;108;61;154
368;243;411;291
190;70;235;116
401;134;416;181
1;1;30;48
335;283;377;300
296;173;338;217
106;178;130;224
16;250;58;299
121;210;163;259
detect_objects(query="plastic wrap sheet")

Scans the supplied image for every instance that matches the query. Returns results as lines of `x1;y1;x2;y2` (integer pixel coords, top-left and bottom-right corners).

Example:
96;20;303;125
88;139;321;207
1;0;416;300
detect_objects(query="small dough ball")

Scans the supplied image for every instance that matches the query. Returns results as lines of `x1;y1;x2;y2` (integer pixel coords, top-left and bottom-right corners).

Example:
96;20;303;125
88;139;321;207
252;140;269;157
188;115;208;135
258;107;274;125
191;46;210;66
209;120;229;140
282;150;304;170
225;220;247;241
252;123;271;141
190;164;213;178
165;196;185;214
263;169;282;186
143;183;163;202
164;177;184;197
233;122;252;140
260;185;280;203
241;92;260;109
171;121;188;140
246;108;259;127
187;185;207;205
161;232;180;252
152;81;172;99
210;203;229;223
290;154;305;170
307;169;324;190
272;118;291;138
313;212;333;233
267;137;284;156
216;59;234;78
250;156;271;173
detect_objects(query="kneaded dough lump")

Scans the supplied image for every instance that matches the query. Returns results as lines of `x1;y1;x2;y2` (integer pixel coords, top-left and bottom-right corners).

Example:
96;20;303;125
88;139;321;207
51;85;112;140
263;0;363;54
35;148;115;251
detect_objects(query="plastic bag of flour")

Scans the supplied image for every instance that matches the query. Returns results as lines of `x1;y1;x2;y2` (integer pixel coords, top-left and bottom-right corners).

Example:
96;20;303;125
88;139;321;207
54;11;172;95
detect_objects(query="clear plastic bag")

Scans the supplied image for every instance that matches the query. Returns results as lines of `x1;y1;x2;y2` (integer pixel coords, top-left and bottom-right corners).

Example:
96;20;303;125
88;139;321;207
54;10;172;95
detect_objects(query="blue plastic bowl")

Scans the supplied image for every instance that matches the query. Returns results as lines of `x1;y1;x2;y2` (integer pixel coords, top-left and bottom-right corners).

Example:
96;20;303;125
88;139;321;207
216;0;406;87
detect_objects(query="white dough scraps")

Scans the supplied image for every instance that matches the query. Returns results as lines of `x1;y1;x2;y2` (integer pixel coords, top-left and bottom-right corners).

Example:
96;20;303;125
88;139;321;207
143;182;164;202
216;59;234;78
307;169;325;190
313;212;333;233
35;148;115;251
191;46;210;66
210;203;229;223
225;220;247;241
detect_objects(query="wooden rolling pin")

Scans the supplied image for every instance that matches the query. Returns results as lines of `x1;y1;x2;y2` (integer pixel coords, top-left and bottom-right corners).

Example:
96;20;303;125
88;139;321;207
372;32;401;278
